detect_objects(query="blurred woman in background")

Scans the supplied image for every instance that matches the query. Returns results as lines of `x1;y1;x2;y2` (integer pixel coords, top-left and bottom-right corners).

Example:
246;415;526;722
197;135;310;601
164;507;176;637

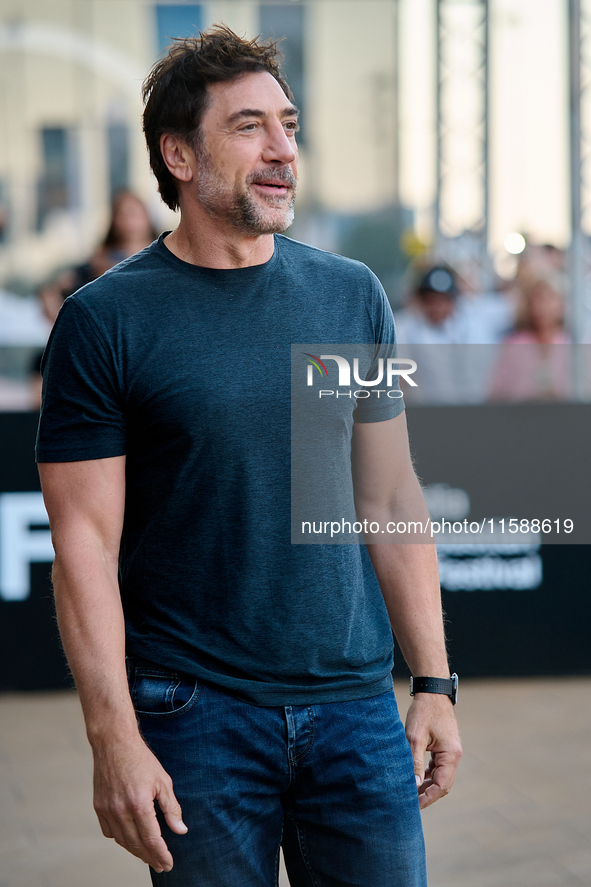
90;190;159;279
490;273;571;401
37;191;158;321
30;191;159;408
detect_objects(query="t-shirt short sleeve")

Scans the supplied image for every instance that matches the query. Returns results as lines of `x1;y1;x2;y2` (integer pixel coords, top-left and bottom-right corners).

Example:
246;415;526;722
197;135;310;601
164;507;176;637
352;270;405;424
36;298;127;462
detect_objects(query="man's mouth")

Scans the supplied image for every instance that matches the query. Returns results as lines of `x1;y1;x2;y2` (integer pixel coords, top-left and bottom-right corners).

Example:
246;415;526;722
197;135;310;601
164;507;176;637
249;170;297;196
252;180;290;193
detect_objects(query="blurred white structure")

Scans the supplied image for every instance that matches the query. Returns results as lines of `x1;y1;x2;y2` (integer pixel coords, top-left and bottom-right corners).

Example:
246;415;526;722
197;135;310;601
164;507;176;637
0;0;582;300
0;289;51;345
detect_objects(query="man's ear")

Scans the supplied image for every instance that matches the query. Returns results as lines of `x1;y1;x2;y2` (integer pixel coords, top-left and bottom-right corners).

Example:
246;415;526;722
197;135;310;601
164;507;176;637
160;133;194;183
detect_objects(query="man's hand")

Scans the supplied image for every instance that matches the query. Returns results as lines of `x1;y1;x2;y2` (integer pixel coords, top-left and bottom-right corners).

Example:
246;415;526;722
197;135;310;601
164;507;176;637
405;693;462;809
92;734;188;873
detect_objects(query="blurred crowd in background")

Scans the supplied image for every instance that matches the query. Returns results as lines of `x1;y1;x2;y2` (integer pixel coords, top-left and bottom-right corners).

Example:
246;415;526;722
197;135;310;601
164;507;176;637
0;0;589;411
0;210;582;410
394;240;579;405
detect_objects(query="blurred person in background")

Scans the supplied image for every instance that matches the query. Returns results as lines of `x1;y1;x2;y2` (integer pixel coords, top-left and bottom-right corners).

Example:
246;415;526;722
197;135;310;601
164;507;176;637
28;271;74;408
38;269;75;325
503;240;565;314
0;282;52;410
90;190;159;279
29;192;158;408
395;264;513;404
395;264;461;345
490;273;571;401
517;242;565;279
395;263;512;346
41;191;158;299
74;190;159;289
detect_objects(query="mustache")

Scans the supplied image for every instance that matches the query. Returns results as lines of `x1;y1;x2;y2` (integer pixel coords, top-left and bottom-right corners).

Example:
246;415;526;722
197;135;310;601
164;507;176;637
247;168;297;188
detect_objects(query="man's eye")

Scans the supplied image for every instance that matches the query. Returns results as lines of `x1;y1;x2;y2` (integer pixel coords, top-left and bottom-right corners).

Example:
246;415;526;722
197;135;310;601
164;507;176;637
240;123;258;131
285;122;300;134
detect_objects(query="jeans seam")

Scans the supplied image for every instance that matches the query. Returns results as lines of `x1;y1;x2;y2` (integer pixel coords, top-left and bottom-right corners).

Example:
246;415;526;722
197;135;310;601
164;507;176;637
292;706;315;763
286;810;320;887
166;677;181;709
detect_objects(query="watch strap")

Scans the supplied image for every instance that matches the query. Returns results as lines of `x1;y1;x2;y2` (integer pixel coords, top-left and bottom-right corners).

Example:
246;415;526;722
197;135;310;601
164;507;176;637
410;674;458;704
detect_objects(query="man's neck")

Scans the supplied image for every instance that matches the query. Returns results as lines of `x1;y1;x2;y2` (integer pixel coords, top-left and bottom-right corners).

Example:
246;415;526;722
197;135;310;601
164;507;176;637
164;215;275;270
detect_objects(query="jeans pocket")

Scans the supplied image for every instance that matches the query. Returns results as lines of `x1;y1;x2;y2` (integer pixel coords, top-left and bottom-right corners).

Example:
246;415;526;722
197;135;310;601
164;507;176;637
129;667;200;718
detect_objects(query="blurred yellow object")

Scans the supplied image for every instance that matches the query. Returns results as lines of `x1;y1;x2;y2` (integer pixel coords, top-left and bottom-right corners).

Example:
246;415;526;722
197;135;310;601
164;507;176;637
400;228;430;258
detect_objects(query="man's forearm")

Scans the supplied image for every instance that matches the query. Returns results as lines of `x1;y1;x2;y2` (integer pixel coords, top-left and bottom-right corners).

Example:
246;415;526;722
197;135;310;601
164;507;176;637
52;546;139;746
38;457;135;744
368;540;462;808
367;542;449;676
357;466;450;676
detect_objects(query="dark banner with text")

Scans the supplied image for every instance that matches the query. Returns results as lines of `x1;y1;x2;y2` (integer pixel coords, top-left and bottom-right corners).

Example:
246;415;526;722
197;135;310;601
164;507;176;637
1;407;589;690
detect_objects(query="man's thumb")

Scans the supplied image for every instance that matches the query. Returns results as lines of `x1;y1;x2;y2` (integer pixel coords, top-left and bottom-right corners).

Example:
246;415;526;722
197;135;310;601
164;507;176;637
413;756;425;787
158;787;188;834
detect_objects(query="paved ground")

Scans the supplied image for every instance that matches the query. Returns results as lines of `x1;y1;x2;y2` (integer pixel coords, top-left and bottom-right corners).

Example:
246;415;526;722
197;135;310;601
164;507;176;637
1;677;590;887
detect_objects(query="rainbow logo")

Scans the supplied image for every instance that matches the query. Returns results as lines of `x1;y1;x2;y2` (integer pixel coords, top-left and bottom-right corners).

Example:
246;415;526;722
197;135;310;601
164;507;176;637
304;353;329;377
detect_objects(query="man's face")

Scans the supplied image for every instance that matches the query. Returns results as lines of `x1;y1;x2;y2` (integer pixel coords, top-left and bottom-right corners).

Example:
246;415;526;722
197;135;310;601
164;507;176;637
191;71;299;235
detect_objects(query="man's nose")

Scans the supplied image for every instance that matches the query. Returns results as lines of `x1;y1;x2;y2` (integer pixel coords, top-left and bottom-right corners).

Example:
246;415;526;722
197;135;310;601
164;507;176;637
262;121;297;165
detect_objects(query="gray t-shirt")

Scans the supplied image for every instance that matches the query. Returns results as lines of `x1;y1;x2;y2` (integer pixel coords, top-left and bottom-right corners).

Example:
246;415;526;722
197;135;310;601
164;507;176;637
36;234;404;705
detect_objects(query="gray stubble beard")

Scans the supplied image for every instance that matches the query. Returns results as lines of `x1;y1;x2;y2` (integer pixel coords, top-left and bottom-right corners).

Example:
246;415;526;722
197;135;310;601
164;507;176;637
194;142;297;235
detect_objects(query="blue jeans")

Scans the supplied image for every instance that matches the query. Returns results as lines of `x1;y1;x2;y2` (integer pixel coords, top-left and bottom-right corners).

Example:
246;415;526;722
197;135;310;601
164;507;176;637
128;662;427;887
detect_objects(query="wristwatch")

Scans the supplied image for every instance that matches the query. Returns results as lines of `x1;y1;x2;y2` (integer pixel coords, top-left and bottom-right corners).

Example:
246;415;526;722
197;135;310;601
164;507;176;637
410;673;458;705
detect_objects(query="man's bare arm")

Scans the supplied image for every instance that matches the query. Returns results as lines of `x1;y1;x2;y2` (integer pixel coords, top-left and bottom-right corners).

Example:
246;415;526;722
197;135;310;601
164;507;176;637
352;413;462;808
39;458;187;871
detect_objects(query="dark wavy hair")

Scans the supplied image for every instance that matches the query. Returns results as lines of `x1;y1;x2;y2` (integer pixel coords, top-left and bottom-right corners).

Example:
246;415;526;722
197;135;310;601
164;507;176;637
142;25;294;211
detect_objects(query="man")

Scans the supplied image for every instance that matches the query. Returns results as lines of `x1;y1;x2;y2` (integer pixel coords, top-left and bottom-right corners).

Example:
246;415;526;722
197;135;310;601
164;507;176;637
37;27;461;887
395;264;513;347
395;265;515;405
395;265;463;344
